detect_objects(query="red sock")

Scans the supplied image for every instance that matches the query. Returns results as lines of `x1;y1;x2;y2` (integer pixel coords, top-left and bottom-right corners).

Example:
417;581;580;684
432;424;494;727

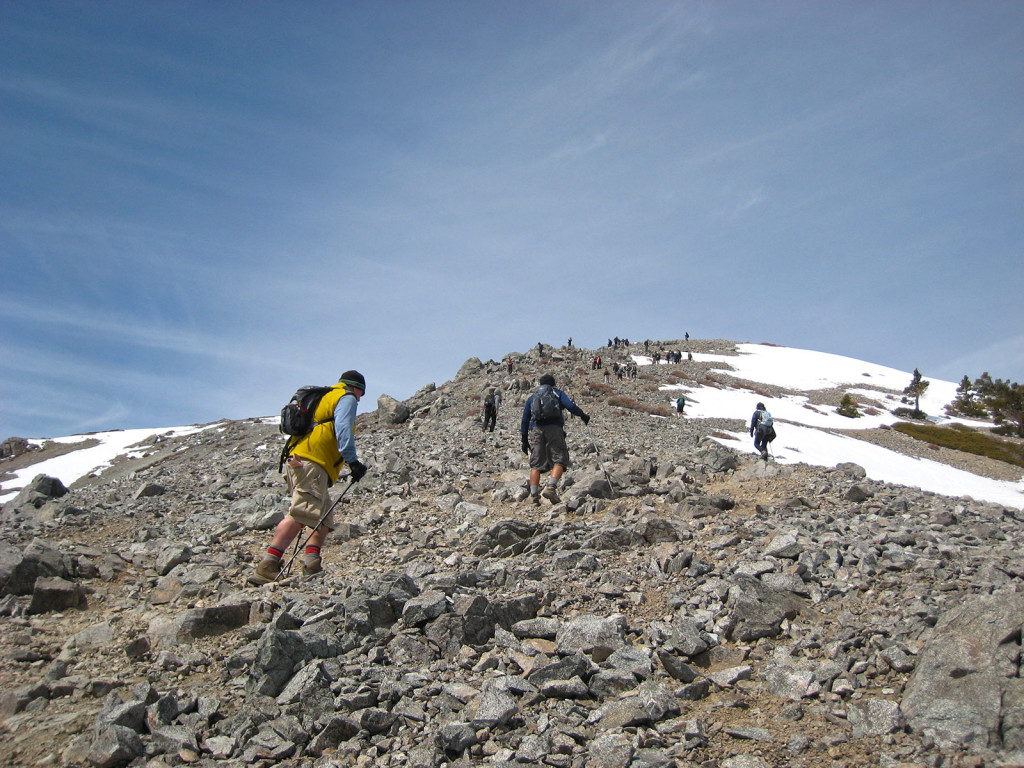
305;545;321;557
267;547;284;560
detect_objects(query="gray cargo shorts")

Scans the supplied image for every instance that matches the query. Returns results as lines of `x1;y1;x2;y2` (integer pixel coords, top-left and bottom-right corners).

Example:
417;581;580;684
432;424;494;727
528;423;569;472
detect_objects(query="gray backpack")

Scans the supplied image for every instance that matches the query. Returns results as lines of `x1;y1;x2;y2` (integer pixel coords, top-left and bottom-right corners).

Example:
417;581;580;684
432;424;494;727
531;385;562;424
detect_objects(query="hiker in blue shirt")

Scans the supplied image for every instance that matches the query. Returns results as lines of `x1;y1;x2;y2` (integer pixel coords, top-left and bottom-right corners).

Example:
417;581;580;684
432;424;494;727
520;374;589;505
750;402;776;459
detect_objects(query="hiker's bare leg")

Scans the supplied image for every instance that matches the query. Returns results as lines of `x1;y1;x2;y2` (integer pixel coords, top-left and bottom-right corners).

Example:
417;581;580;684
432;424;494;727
270;516;304;552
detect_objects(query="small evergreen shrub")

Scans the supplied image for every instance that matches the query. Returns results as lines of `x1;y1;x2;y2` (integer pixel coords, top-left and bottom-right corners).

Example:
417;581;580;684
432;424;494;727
893;407;926;420
837;394;861;418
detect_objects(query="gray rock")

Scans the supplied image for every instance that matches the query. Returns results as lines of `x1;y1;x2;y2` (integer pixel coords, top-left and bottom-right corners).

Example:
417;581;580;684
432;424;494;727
8;474;68;509
471;677;519;728
0;539;65;596
764;531;802;559
247;627;312;697
377;394;411;425
903;592;1024;750
592;681;680;728
555;613;626;662
527;651;598;685
846;483;875;502
589;668;642;699
132;482;166;498
402;589;449;626
725;574;804;642
276;660;334;720
587;731;635;767
435;721;477;754
28;576;84;614
847;697;904;738
155;543;192;576
763;663;821;701
88;725;145;768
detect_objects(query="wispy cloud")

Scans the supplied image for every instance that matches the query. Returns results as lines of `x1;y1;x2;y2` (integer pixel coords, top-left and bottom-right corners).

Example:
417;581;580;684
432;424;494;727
1;2;1020;438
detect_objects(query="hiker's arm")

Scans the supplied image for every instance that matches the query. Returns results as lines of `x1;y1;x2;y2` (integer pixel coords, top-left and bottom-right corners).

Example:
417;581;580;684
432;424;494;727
560;391;586;420
521;398;533;436
334;394;359;464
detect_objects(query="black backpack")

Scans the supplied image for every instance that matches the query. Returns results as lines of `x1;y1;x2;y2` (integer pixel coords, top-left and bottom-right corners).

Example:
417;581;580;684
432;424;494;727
278;385;336;473
531;384;562;424
280;385;334;436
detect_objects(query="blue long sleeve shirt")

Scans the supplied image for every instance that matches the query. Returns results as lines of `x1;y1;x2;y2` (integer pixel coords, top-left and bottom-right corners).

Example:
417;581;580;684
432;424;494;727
521;388;586;435
333;393;360;464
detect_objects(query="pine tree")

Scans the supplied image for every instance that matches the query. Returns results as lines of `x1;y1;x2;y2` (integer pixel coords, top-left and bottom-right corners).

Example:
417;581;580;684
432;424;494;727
902;368;930;418
950;375;987;418
974;373;1024;437
837;393;861;418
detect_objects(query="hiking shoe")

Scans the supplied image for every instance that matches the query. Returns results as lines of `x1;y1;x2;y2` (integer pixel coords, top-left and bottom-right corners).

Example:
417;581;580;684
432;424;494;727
760;450;769;461
530;493;541;506
248;557;281;585
301;556;323;577
541;486;560;504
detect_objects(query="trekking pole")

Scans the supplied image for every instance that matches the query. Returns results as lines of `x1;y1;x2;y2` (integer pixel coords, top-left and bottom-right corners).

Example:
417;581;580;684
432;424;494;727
276;477;355;581
585;423;616;498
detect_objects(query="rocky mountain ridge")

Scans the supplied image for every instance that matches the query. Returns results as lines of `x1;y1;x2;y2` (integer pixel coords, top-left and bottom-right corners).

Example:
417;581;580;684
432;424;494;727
2;339;1023;768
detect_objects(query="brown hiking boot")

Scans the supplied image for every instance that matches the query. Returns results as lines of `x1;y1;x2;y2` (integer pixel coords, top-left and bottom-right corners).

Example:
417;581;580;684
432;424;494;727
541;486;560;504
248;557;281;585
301;556;323;576
530;493;540;505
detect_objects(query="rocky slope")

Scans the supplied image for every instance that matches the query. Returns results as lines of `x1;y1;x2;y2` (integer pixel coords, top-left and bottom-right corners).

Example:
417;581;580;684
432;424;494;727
2;340;1023;768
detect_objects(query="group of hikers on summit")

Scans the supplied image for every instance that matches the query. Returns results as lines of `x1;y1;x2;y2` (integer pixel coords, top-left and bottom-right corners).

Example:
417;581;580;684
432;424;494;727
249;346;774;584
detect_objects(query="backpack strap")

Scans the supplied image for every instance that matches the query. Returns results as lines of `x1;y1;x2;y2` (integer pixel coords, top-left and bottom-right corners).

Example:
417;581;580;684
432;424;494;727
278;435;297;473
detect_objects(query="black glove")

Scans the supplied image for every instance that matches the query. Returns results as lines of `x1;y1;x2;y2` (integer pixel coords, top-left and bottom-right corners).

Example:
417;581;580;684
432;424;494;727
580;412;591;426
521;435;530;455
348;460;367;483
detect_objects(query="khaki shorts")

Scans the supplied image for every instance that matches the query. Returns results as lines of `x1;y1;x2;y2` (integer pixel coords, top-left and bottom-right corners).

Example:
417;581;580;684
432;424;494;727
285;457;335;530
528;423;569;472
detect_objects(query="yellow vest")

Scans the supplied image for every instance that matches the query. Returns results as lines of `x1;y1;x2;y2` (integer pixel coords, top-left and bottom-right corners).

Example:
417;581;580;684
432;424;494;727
287;383;354;485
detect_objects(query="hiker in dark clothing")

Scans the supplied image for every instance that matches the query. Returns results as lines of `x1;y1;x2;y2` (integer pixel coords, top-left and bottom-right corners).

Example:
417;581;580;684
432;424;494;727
521;374;589;505
750;402;776;459
675;395;686;416
482;385;500;432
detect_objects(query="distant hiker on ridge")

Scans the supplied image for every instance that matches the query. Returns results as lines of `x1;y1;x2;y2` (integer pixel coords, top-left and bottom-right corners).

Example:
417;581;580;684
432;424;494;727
250;371;368;584
521;374;590;505
482;384;501;432
750;402;776;460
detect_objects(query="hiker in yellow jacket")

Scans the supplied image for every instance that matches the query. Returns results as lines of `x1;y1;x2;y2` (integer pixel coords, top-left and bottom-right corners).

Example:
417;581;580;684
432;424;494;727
250;371;367;584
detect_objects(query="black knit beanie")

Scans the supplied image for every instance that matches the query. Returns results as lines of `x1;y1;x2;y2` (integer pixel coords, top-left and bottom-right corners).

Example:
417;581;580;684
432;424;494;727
539;374;556;386
339;370;366;392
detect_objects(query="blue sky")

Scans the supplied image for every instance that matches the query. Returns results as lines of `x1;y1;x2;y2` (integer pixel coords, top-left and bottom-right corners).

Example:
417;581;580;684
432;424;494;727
2;1;1022;440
